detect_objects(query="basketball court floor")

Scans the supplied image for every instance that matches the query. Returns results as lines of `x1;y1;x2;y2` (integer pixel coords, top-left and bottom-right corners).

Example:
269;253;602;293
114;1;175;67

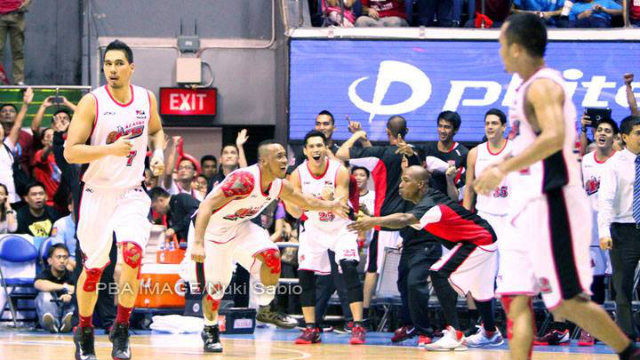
0;326;620;359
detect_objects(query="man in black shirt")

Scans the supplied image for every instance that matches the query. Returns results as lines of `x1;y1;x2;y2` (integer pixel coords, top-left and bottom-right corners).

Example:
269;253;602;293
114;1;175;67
149;187;200;243
34;243;76;333
16;182;60;237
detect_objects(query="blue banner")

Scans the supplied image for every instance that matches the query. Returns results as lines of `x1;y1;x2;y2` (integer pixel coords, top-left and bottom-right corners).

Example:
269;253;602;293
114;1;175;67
289;39;640;142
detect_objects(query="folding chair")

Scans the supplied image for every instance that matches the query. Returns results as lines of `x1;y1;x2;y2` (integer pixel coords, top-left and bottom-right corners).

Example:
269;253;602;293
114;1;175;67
0;235;39;326
371;247;402;332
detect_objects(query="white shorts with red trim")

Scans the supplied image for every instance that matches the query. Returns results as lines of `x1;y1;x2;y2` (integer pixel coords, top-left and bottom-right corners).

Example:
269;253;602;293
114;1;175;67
76;184;151;269
180;220;277;299
496;186;593;309
365;230;402;274
431;242;498;301
298;223;360;274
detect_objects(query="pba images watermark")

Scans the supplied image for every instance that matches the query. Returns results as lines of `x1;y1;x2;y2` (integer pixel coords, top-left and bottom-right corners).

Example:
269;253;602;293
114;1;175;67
95;280;302;297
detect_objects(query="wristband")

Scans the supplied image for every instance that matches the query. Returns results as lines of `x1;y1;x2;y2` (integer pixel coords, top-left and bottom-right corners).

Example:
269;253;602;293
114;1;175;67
152;148;164;162
6;210;15;215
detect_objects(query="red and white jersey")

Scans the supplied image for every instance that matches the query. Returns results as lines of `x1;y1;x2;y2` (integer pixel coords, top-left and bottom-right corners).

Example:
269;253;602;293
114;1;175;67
204;164;282;239
297;158;348;231
507;68;583;211
81;85;150;189
475;140;512;216
581;150;615;212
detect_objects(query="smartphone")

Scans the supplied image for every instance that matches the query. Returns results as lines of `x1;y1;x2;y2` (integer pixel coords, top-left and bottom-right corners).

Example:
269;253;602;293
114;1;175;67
51;96;64;104
585;108;611;127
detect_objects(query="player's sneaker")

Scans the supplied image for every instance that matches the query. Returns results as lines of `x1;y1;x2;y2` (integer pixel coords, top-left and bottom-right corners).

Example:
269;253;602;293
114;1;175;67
295;327;321;344
109;322;132;360
417;335;432;348
577;329;595;346
465;326;505;347
201;325;223;353
391;325;416;343
424;326;468;351
534;329;570;346
73;326;97;360
350;325;366;345
256;306;298;329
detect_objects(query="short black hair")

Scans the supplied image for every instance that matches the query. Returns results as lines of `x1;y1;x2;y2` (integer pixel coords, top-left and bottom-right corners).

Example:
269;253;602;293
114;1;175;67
53;109;71;118
505;13;547;58
317;110;335;125
257;139;282;160
0;104;17;112
438;111;462;131
148;187;170;201
48;243;69;259
201;155;217;165
105;39;133;63
351;166;370;178
485;108;507;125
221;144;239;154
620;115;640;139
387;115;408;138
25;181;45;194
596;118;619;135
304;130;327;146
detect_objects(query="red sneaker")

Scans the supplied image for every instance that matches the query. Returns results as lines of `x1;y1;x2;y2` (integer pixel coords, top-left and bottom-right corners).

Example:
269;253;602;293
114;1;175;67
295;328;321;345
418;335;432;348
391;326;416;343
578;330;595;346
350;325;366;345
534;329;570;346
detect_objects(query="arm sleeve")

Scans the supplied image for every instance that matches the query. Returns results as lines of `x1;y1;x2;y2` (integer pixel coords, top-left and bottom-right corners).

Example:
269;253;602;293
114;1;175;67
349;146;386;160
597;162;617;239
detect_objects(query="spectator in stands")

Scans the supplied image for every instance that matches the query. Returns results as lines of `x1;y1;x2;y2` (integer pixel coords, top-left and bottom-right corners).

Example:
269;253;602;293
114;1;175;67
0;0;30;85
625;73;639;116
1;87;33;194
144;167;158;189
15;181;60;237
416;0;462;27
200;154;218;181
149;187;200;243
626;0;640;25
50;196;76;271
323;0;356;27
31;96;76;136
163;136;204;200
34;243;75;333
466;0;511;27
512;0;570;27
0;104;21;204
207;130;249;191
355;0;409;26
569;0;622;27
32;128;61;206
0;183;17;233
193;174;208;200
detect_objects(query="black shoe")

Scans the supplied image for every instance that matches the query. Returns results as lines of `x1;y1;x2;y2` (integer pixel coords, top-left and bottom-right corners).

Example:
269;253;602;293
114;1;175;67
201;325;223;353
256;306;297;329
109;323;132;360
73;326;97;360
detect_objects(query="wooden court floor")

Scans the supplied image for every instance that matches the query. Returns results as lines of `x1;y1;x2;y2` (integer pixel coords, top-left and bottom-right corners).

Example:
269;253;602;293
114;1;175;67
0;330;620;360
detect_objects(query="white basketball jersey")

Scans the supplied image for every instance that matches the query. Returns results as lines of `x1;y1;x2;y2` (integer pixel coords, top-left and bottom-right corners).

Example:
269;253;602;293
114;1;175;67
204;165;282;239
507;68;583;212
475;140;512;216
81;85;150;189
581;150;615;212
298;158;347;231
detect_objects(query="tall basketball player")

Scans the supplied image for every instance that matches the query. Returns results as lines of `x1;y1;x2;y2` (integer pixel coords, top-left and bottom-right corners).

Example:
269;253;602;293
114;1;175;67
288;130;365;345
474;14;640;360
64;40;165;360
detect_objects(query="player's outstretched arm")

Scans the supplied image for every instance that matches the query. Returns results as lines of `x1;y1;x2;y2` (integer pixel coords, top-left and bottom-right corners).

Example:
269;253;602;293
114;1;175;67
347;213;419;232
280;179;349;218
64;94;130;164
336;130;367;161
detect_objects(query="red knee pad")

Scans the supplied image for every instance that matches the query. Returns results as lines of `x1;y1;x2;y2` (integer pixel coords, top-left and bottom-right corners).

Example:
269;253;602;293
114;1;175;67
83;267;104;292
205;294;221;312
259;248;281;274
122;242;143;268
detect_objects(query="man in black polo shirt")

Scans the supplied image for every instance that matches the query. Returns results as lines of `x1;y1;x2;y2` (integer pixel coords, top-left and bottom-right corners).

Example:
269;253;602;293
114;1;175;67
34;243;75;333
16;182;61;237
149;187;200;243
336;115;423;340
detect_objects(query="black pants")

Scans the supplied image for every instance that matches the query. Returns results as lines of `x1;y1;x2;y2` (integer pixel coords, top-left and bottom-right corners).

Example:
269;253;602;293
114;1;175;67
315;251;353;323
397;243;441;336
610;223;640;338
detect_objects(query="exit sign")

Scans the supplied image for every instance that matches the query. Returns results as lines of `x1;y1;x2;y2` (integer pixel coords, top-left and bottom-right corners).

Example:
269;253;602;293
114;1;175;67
159;87;217;116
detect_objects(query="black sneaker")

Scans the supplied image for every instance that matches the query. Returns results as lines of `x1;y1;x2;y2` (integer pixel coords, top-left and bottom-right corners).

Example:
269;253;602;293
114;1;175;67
201;325;223;353
109;323;132;360
73;326;97;360
256;306;297;329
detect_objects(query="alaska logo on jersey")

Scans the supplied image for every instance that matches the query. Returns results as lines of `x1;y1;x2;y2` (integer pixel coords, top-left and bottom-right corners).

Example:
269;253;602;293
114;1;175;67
585;176;600;196
106;124;145;144
223;206;262;221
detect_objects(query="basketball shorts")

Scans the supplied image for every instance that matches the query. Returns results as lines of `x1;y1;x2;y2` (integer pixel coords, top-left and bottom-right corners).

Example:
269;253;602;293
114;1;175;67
180;220;277;299
365;230;402;274
496;186;593;309
297;223;360;274
76;184;151;269
431;242;498;301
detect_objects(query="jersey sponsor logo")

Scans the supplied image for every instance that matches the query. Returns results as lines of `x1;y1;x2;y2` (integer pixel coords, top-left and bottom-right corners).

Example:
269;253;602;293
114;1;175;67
585;176;600;196
103;111;116;116
538;277;552;294
222;206;262;221
106;125;145;144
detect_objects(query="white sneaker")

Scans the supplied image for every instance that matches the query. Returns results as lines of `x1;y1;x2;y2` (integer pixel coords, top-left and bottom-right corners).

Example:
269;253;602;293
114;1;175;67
465;326;504;347
424;326;467;351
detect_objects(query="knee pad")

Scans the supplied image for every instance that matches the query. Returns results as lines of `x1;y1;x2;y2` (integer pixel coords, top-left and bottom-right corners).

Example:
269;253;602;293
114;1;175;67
339;260;363;304
83;267;104;292
258;248;281;275
122;242;143;268
204;294;221;312
298;270;316;307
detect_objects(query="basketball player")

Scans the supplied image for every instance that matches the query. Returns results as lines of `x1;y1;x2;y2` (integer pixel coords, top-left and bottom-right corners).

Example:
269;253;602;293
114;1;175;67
349;165;499;352
64;40;166;360
474;14;640;360
462;108;511;347
182;140;349;353
287;130;366;345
